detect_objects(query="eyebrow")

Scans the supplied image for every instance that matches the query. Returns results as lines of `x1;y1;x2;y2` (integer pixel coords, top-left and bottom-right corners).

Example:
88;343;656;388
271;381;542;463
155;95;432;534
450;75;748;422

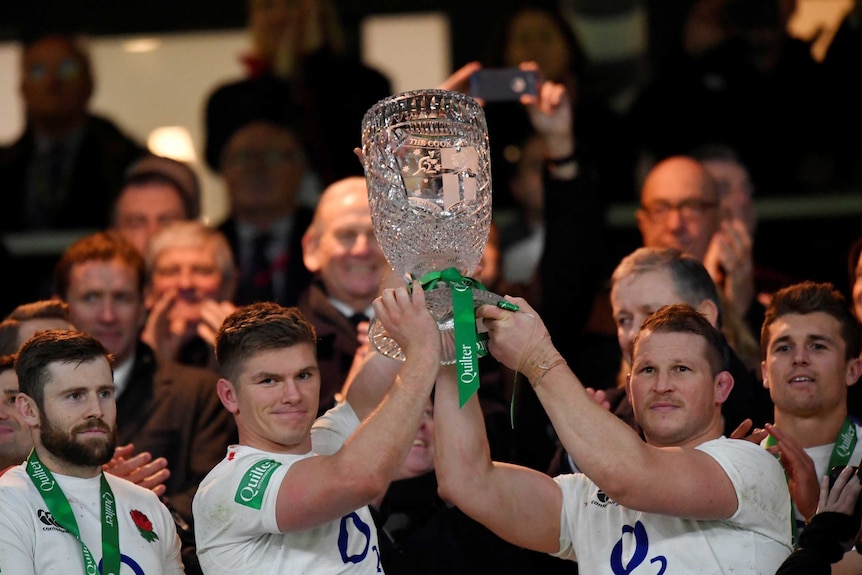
771;333;837;346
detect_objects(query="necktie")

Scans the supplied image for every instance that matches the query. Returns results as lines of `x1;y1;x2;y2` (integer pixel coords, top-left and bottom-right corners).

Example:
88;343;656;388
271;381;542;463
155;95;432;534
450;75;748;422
348;312;369;328
243;232;275;303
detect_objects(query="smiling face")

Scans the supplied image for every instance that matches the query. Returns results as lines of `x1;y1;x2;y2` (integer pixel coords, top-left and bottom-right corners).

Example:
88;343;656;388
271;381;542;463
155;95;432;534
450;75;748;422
762;312;860;419
628;330;728;448
218;343;320;454
302;178;386;311
149;244;226;330
395;399;435;480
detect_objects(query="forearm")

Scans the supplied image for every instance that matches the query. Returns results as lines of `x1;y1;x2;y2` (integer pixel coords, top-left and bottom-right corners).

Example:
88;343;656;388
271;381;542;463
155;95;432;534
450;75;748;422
339;352;440;491
527;359;654;500
435;366;562;552
277;352;440;531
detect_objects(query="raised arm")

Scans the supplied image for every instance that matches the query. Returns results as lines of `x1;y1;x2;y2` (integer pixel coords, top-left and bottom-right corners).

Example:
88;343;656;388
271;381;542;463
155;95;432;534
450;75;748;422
433;363;564;553
275;282;442;531
476;298;741;520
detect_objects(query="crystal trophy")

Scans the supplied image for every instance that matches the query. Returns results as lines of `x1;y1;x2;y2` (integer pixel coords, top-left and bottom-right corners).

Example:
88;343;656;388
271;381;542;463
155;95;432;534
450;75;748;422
361;89;502;401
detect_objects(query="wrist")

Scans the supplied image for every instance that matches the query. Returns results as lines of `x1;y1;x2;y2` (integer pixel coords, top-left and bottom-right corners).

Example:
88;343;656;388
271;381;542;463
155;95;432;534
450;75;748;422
525;353;567;388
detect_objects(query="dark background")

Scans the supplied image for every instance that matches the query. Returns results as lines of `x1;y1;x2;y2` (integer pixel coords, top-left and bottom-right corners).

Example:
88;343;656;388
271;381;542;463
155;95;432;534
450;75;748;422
3;0;860;299
1;0;528;71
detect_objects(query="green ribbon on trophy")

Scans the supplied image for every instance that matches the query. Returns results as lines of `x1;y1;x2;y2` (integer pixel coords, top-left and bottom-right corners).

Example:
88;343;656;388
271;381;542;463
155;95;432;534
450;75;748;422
416;267;518;407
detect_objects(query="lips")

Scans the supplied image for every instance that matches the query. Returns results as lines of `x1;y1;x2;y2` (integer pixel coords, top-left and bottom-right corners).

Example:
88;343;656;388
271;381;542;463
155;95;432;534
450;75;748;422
649;402;681;412
73;421;110;435
788;374;815;384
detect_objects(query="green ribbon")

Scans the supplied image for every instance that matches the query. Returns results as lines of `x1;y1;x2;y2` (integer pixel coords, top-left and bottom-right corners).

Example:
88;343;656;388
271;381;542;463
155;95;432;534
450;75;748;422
765;418;857;546
25;450;121;575
416;267;488;407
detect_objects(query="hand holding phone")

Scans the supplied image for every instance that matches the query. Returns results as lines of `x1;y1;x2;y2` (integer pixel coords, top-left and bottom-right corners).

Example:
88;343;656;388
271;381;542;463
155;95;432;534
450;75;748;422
469;68;538;103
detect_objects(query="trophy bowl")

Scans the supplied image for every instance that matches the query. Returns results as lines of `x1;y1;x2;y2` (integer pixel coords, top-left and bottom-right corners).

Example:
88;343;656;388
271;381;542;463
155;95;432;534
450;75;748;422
361;89;497;364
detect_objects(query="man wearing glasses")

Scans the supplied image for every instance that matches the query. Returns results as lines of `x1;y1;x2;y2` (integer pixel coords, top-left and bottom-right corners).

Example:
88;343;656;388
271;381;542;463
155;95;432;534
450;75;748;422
636;155;756;324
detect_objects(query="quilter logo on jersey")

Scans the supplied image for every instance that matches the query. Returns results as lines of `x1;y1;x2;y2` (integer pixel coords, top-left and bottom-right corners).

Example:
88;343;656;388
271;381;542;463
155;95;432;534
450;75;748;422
235;459;282;510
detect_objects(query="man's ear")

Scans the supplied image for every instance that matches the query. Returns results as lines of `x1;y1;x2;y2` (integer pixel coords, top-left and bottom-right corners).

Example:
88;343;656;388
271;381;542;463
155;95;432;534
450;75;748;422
635;208;648;237
217;378;240;415
16;393;40;428
302;230;321;273
761;360;770;390
845;357;862;388
714;371;734;404
695;299;720;328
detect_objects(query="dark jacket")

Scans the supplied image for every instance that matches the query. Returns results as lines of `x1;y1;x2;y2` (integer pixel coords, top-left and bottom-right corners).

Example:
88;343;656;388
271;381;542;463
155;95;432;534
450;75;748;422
0;114;146;232
297;279;359;416
217;208;314;308
775;512;859;575
116;342;237;575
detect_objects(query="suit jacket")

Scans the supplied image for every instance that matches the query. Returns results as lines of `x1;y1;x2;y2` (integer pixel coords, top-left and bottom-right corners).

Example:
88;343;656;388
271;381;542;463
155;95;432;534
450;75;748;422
0;114;146;232
217;208;314;308
115;342;237;526
297;279;359;415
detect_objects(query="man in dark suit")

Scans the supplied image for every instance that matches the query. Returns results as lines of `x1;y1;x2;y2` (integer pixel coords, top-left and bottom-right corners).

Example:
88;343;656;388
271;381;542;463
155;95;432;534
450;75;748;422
0;33;146;232
298;176;388;413
204;75;314;307
53;230;237;575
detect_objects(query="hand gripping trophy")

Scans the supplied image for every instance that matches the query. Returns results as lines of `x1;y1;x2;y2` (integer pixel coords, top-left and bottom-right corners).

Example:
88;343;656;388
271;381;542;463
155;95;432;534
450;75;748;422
361;89;514;406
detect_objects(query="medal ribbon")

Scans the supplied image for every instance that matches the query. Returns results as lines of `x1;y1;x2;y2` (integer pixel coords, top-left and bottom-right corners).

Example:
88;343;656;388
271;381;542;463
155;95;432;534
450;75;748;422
765;418;856;545
417;267;489;407
26;450;121;575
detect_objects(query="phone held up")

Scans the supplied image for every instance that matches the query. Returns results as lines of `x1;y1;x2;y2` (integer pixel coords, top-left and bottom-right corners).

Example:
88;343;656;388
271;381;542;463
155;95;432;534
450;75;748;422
469;68;539;103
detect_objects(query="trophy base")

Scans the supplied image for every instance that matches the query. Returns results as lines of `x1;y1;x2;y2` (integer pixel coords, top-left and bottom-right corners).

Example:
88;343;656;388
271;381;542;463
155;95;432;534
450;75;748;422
369;285;503;365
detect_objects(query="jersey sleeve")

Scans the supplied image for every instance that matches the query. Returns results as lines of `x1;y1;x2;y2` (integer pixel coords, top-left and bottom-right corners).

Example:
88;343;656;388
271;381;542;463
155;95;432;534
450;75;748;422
311;401;361;456
697;438;792;545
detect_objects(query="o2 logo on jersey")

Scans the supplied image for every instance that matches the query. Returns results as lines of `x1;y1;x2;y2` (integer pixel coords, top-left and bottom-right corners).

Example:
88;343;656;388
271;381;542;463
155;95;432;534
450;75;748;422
99;555;144;575
610;521;668;574
338;512;382;572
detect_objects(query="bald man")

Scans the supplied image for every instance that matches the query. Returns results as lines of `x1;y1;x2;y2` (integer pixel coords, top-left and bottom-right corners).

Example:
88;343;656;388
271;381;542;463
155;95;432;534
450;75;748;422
298;176;388;414
637;155;755;320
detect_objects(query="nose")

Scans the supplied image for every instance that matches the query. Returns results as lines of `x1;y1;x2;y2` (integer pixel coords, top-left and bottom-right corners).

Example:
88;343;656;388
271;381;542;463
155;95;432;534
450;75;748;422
176;267;194;289
98;300;118;322
280;380;302;404
652;371;675;393
351;232;371;256
792;346;810;366
84;394;105;419
665;207;685;231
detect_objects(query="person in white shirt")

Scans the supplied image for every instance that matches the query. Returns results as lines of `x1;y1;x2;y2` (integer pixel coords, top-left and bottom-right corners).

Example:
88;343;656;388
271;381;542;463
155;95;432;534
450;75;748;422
760;280;862;571
0;329;184;574
193;282;440;574
434;301;793;574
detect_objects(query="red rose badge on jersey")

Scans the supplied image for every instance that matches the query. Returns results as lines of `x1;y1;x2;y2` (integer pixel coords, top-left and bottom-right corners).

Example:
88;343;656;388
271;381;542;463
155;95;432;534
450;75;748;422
131;509;159;542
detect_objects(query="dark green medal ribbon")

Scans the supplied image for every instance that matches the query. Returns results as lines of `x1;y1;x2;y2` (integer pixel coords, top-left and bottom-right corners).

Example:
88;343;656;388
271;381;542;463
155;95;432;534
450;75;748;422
26;450;121;575
417;267;488;407
765;418;857;546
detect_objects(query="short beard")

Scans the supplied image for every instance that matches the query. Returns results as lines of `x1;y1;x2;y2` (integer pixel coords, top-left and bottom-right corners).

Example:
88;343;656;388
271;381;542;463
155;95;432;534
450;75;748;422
40;417;116;468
